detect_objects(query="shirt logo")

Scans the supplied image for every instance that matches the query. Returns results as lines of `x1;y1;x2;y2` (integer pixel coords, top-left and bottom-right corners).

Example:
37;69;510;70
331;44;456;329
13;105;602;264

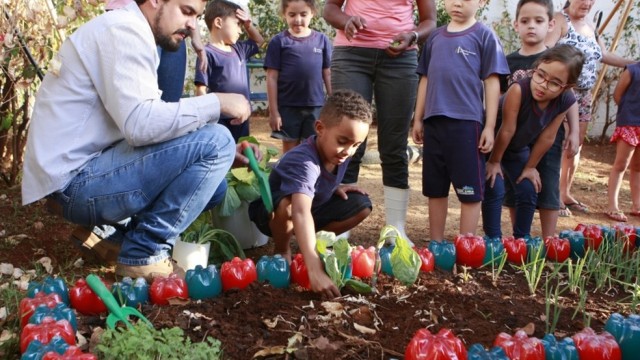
455;186;475;196
456;46;476;60
313;47;323;54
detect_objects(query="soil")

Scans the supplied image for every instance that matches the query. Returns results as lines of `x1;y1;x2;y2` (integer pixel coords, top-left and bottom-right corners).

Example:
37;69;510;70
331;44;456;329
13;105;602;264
1;117;638;359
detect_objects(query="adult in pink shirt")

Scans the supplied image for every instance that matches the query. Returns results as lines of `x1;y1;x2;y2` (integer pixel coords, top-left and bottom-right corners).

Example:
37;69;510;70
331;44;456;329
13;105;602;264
323;0;436;243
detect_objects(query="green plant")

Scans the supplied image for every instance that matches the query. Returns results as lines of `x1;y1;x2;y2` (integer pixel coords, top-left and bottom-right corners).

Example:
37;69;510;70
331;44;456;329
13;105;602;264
315;231;372;293
96;322;222;360
376;225;421;286
181;213;246;266
215;136;278;217
544;281;564;334
516;243;547;295
0;281;23;359
565;251;589;295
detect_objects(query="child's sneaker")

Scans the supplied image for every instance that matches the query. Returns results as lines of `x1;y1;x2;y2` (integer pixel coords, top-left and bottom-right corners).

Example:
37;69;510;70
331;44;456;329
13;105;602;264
115;258;185;281
70;226;121;266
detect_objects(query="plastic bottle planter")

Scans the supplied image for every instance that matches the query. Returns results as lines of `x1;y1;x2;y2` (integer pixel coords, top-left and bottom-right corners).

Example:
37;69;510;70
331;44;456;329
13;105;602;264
42;346;98;360
111;277;149;308
468;343;509;359
351;246;376;279
544;236;571;263
220;257;257;291
20;317;75;354
605;313;640;360
172;238;211;271
601;226;617;244
405;328;467;360
379;245;395;276
69;278;107;316
19;292;64;329
614;223;637;253
541;334;579;360
572;327;621;360
502;237;527;265
290;254;311;289
256;255;290;289
575;223;604;251
482;237;506;266
29;303;78;332
494;330;545;360
186;265;223;299
454;233;486;268
524;236;546;262
559;230;586;260
428;241;456;272
150;273;189;305
21;336;69;360
415;247;435;272
27;277;70;305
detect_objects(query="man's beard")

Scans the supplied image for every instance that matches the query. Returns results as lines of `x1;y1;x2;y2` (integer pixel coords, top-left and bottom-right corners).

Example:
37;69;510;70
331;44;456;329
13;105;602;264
153;5;190;52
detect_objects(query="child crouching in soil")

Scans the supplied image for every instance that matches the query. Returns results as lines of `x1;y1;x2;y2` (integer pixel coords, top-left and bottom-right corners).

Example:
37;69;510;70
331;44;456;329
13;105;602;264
249;90;372;298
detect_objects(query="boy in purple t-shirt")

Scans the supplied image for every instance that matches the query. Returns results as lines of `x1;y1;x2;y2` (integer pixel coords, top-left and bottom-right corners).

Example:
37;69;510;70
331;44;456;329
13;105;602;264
411;0;509;242
249;90;372;298
195;0;264;141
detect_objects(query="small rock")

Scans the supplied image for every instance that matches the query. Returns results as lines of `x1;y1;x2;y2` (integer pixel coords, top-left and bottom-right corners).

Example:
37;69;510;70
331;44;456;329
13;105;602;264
0;263;13;275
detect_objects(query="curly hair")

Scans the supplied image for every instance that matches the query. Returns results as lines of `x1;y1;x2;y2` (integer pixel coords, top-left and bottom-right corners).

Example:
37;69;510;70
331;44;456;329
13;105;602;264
319;90;372;127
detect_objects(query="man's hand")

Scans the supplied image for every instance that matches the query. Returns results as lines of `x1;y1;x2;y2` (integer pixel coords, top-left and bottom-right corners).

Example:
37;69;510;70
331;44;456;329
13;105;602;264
344;16;367;41
485;161;503;188
215;93;251;124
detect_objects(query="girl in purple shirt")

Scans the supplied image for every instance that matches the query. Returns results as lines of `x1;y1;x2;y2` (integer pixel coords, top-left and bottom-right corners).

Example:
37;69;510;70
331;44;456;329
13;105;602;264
483;45;584;239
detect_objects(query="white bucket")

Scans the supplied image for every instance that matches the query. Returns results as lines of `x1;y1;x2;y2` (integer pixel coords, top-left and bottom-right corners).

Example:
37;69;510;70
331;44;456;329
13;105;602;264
212;201;269;250
172;239;210;271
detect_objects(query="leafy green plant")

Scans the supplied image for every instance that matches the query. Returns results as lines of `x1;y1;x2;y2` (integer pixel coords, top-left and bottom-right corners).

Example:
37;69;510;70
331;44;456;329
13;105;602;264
216;136;278;217
544;281;564;334
181;213;245;266
0;281;24;359
96;323;222;360
377;225;421;286
565;251;590;294
315;231;372;293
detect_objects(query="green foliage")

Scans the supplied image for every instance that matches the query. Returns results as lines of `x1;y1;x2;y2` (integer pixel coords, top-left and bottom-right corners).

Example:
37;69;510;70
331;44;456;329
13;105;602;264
96;323;222;360
181;212;246;265
216;136;278;217
316;231;372;293
490;0;519;54
0;281;24;359
378;225;421;286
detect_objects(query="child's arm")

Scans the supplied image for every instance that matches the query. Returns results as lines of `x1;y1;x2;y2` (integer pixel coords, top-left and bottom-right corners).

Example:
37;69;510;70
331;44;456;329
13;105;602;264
191;22;207;74
564;102;579;157
613;68;632;105
195;84;208;96
517;112;567;192
411;75;428;145
266;68;281;131
323;68;332;95
480;74;500;153
486;84;522;187
237;9;265;47
291;193;341;298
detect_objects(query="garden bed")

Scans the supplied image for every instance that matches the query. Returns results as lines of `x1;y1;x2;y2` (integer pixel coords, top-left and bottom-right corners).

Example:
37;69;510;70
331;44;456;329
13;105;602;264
1;119;638;359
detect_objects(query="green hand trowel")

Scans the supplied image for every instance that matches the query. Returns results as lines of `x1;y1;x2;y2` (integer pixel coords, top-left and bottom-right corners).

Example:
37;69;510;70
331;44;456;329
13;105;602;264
241;141;273;213
86;274;153;330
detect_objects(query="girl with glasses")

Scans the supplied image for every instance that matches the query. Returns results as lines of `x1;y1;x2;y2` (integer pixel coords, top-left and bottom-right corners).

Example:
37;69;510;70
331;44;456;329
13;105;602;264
482;44;584;240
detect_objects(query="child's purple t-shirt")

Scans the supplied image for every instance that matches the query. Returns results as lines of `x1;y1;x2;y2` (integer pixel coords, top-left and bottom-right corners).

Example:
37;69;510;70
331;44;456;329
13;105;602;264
502;77;576;151
616;63;640;127
264;30;332;107
270;136;349;208
417;22;509;123
194;40;259;100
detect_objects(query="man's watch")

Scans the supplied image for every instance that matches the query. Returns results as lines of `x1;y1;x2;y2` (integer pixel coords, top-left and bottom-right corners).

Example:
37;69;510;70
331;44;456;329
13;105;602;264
410;31;419;45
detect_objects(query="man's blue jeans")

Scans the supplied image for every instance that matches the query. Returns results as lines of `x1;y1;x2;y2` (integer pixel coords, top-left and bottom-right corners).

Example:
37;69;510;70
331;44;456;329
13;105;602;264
51;124;235;266
330;46;418;188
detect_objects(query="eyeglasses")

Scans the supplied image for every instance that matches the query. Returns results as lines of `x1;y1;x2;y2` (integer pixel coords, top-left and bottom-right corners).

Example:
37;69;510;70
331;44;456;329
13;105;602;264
530;69;568;92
